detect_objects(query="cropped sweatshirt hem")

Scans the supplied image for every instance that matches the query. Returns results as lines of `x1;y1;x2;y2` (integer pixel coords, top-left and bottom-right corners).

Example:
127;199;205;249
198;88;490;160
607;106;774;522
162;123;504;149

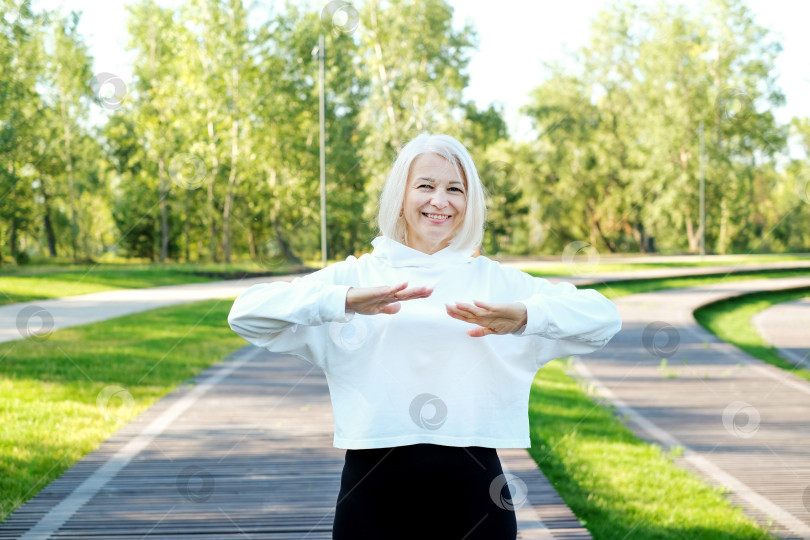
333;434;531;450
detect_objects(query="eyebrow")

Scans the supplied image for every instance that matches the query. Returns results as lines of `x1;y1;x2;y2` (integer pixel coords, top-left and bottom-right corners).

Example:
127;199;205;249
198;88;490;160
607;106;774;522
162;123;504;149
415;176;464;186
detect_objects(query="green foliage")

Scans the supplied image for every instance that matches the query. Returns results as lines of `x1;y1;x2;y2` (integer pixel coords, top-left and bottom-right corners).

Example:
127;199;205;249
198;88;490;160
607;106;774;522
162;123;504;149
1;0;808;265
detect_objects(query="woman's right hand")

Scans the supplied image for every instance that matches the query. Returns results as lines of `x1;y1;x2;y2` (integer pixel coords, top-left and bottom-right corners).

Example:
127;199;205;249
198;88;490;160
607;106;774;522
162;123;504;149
345;282;433;315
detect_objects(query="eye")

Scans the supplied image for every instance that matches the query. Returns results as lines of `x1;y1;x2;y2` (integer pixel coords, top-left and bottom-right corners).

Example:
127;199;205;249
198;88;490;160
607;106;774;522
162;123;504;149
450;187;463;192
418;184;432;189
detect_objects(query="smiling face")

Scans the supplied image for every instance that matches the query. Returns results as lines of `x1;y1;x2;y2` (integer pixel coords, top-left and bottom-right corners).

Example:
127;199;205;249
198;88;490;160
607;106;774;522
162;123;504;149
401;152;468;255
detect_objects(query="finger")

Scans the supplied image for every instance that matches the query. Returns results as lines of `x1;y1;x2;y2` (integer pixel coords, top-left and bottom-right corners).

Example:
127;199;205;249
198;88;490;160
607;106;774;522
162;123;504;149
445;304;473;320
454;301;488;317
467;326;493;338
380;302;402;315
398;286;434;300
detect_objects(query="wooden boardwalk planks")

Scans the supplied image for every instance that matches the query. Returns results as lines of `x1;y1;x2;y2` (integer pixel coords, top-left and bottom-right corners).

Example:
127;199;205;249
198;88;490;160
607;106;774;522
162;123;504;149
2;345;590;539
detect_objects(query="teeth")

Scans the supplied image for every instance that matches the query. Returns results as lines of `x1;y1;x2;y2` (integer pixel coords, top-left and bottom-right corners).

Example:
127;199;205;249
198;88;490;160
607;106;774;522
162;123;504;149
424;213;450;220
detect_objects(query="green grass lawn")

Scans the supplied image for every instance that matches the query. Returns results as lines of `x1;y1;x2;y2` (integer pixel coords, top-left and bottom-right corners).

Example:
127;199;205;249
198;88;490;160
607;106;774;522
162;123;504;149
0;298;246;521
0;261;306;306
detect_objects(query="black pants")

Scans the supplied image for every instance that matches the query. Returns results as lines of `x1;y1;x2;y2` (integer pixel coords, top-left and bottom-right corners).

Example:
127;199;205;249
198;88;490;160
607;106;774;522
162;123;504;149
332;443;518;540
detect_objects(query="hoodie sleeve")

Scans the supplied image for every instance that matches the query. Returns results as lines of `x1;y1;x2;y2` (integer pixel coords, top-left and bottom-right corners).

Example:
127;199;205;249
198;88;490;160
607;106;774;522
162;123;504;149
502;266;621;366
227;259;357;369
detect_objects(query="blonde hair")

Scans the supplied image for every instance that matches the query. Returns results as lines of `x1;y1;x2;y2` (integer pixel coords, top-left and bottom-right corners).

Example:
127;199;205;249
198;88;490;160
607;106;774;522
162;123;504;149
376;133;487;251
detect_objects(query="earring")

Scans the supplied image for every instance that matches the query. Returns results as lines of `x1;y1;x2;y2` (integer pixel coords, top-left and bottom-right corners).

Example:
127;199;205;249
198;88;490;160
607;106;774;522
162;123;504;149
399;208;403;216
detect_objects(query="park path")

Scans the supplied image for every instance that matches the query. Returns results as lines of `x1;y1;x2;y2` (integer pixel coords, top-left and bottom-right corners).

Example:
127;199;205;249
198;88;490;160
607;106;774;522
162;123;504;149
575;276;810;539
752;297;810;369
0;346;588;539
3;260;810;538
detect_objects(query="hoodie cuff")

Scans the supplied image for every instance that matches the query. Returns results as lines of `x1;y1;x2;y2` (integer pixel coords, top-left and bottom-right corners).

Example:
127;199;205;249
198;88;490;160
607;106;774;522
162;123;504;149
319;284;355;324
513;299;549;336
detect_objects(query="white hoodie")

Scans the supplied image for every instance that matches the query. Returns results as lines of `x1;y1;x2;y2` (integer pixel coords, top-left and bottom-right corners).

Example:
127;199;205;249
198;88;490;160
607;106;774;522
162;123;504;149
227;235;621;449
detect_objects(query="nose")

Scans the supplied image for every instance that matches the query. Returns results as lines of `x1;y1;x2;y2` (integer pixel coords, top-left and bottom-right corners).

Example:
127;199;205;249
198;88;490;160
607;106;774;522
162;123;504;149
430;190;448;208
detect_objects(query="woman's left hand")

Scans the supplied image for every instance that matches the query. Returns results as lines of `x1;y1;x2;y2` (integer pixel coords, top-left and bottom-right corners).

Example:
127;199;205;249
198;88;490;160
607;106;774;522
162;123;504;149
445;300;528;337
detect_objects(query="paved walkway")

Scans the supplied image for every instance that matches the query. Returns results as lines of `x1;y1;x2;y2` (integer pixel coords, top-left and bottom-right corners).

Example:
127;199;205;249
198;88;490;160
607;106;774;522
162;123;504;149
0;276;283;344
0;346;588;539
752;297;810;369
575;276;810;539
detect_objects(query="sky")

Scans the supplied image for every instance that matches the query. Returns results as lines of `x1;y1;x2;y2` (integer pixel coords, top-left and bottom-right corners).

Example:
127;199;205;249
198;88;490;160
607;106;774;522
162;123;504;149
31;0;810;145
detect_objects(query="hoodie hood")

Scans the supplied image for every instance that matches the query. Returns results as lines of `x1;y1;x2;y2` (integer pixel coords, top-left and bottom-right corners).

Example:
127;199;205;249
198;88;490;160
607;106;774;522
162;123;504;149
370;235;476;268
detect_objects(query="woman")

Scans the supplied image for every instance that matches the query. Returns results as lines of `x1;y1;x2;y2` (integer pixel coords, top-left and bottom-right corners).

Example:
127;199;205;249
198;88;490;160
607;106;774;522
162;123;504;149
228;133;621;539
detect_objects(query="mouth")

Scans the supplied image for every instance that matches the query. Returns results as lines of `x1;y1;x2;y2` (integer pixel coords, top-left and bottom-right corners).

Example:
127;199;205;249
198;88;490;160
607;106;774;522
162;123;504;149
422;212;452;223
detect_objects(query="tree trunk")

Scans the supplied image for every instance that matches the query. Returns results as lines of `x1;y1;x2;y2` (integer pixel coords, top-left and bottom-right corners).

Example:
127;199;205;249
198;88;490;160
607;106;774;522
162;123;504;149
248;224;256;260
370;1;400;149
223;68;239;264
207;120;220;262
184;215;190;262
272;215;301;264
40;177;58;256
60;97;78;261
159;156;169;262
686;216;699;253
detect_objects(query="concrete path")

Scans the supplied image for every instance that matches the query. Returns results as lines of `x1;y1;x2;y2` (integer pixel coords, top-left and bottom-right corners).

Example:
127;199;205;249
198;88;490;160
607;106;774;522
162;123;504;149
752;297;810;369
575;276;810;539
0;276;286;344
0;346;589;539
